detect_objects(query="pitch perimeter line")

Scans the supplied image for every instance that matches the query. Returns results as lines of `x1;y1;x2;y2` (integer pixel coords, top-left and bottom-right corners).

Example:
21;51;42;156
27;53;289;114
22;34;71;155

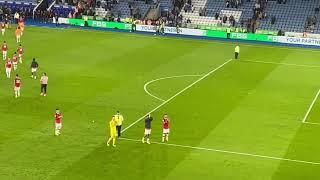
144;75;202;102
303;89;320;123
121;59;233;133
120;137;320;165
241;60;320;68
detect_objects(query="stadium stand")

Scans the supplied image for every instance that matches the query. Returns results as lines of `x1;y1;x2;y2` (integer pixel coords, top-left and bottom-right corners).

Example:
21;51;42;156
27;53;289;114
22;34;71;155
179;0;261;31
95;0;151;19
258;0;320;33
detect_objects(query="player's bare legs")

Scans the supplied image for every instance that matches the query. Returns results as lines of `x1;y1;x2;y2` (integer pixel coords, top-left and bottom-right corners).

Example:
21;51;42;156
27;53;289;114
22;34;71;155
6;69;11;78
3;52;6;60
142;134;150;144
14;89;20;98
55;124;61;136
107;136;116;147
162;133;169;142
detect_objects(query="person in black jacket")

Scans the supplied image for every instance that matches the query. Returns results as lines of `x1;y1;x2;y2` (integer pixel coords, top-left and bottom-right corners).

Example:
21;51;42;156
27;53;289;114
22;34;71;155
30;58;39;79
142;114;153;144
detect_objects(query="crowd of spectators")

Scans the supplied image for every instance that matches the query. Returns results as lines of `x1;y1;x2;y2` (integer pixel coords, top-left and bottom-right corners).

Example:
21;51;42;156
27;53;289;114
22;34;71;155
183;0;194;13
225;0;243;9
160;0;183;27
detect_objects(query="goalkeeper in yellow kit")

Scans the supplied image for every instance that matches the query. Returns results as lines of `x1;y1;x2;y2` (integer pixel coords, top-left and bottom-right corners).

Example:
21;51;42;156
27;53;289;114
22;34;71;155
107;116;117;147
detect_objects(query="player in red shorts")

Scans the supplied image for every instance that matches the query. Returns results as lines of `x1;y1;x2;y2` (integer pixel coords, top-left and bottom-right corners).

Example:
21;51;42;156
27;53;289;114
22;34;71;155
55;108;63;136
162;114;170;142
5;58;12;78
2;41;8;60
12;52;18;70
14;74;22;98
17;44;24;63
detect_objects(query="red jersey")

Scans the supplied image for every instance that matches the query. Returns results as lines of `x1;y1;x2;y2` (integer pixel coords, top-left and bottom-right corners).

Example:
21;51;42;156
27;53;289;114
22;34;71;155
55;113;63;124
6;61;12;68
18;18;24;24
14;78;21;87
163;118;170;129
17;47;23;54
2;44;7;51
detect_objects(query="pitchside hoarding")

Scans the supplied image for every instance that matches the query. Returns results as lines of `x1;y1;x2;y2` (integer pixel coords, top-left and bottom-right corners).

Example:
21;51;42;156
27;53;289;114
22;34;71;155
57;18;320;47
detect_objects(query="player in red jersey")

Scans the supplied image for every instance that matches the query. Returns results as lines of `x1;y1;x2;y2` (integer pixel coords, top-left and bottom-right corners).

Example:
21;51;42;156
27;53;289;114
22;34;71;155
12;52;18;70
17;44;24;63
14;74;22;98
162;114;170;142
1;23;5;36
2;41;8;60
5;58;12;78
54;108;63;136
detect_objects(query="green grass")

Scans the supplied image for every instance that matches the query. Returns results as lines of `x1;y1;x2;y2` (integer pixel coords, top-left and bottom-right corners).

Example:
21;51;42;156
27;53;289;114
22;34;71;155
1;26;320;179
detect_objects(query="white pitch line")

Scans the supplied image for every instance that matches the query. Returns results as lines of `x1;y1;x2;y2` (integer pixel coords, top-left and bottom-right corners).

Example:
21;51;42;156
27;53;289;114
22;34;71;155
144;75;202;102
303;89;320;123
303;122;320;125
120;137;320;165
121;59;233;133
241;59;320;68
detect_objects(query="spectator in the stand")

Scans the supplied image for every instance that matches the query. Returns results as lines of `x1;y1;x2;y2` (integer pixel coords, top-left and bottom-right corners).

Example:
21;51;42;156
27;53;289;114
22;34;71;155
229;15;235;27
226;0;230;8
271;16;276;24
223;15;227;23
214;12;219;20
199;7;203;16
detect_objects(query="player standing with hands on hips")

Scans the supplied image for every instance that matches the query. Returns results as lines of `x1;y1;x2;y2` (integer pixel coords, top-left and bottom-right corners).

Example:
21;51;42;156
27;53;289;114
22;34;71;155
40;73;48;96
142;114;153;144
235;45;240;60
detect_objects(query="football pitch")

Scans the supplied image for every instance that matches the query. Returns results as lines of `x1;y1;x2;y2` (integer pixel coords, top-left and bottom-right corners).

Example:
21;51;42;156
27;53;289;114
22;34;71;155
1;26;320;179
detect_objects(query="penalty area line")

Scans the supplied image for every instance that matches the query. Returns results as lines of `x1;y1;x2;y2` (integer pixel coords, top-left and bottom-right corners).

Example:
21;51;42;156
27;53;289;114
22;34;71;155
120;137;320;165
121;59;233;133
302;88;320;124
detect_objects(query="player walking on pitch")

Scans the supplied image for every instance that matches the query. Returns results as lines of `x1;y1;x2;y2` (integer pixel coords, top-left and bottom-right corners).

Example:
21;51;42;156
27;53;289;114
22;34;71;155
17;44;24;63
15;26;22;43
107;116;117;147
31;58;39;79
40;73;48;96
55;109;63;136
2;41;8;60
12;52;18;70
1;23;5;36
14;74;22;98
142;114;153;144
5;58;12;78
162;114;170;142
